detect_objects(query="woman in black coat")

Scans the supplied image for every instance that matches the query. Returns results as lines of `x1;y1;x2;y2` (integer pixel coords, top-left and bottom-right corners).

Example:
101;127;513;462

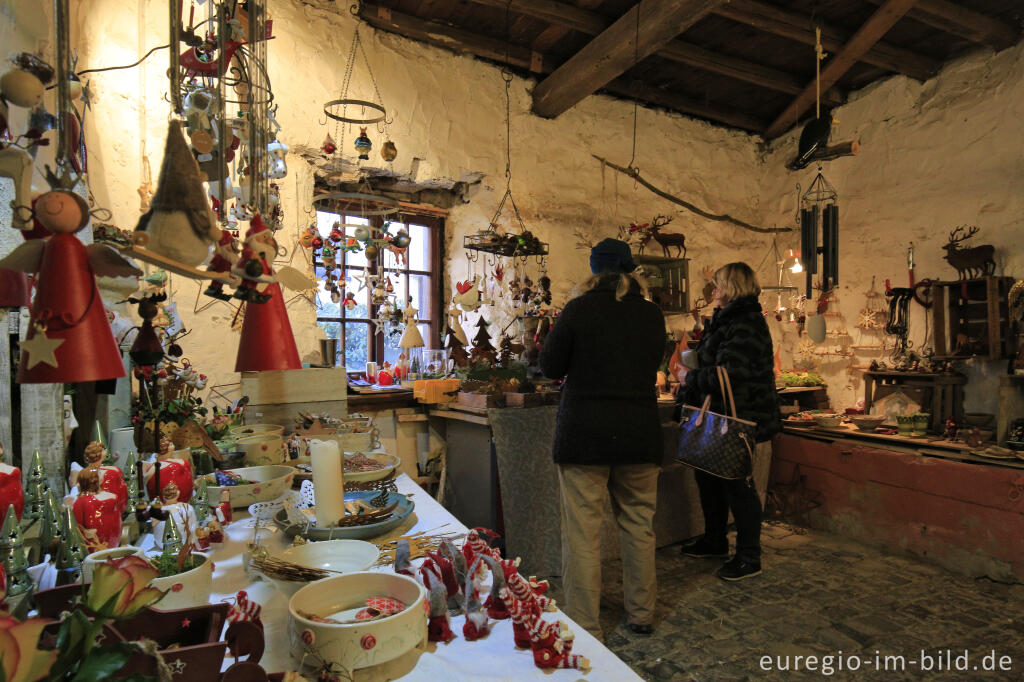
540;238;665;641
675;261;780;581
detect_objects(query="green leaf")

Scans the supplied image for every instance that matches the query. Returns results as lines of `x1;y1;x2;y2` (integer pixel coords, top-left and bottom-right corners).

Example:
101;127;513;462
70;644;134;682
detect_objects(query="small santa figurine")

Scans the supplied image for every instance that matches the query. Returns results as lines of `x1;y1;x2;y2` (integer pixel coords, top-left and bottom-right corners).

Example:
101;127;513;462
230;215;276;304
151;480;198;550
204;227;240;301
232;216;303;372
144;437;194;503
79;440;128;514
73;468;123;552
0;452;24;521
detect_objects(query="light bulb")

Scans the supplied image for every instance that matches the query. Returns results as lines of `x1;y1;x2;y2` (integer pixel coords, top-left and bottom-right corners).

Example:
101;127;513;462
790;261;803;274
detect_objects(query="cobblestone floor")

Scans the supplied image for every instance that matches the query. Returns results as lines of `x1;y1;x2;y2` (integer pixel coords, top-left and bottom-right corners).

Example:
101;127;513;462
548;522;1024;681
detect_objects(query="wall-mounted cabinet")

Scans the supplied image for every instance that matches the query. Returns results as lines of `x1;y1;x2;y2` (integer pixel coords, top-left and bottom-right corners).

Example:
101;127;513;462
931;276;1017;360
635;255;689;313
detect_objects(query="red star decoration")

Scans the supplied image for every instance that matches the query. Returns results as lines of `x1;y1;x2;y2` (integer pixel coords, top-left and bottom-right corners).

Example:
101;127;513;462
181;618;191;628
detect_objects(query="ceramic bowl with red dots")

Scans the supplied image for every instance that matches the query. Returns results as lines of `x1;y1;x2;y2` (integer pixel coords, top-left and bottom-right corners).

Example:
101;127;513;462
201;464;296;508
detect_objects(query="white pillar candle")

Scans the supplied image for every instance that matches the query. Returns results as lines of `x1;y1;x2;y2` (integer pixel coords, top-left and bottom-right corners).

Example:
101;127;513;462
308;439;344;528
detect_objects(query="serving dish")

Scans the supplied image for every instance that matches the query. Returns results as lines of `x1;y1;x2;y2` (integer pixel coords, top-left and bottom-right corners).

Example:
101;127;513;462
274;491;414;541
849;415;886;431
261;539;380;598
812;414;843;428
288;572;426;672
202;465;296;508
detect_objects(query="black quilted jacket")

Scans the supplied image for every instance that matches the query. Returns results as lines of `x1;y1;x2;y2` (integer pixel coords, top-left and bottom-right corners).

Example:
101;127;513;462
540;276;666;466
679;295;781;442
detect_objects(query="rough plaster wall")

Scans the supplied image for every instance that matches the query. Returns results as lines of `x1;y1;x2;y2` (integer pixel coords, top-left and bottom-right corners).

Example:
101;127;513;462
759;42;1024;414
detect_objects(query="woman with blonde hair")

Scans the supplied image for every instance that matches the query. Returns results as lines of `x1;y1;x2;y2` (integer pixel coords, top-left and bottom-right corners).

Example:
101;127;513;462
540;238;665;640
675;261;780;581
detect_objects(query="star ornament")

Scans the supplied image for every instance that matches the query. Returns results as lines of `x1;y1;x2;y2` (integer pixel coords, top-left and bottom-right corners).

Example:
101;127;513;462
22;326;64;369
168;658;187;674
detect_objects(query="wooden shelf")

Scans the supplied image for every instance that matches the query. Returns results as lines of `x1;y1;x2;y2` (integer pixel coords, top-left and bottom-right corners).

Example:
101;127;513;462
931;276;1017;360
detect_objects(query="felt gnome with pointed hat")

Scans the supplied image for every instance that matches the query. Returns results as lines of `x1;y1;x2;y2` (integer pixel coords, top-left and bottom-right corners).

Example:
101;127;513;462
134;120;221;266
233;216;302;371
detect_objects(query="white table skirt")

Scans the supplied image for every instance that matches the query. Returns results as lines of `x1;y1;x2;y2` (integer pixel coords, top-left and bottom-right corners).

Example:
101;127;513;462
172;474;641;681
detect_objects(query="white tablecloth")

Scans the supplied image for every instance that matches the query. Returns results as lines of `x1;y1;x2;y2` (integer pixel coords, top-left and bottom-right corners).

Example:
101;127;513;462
202;474;641;681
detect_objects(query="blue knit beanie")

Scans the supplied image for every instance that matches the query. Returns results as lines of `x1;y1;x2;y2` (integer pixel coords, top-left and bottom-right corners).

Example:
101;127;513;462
590;238;636;274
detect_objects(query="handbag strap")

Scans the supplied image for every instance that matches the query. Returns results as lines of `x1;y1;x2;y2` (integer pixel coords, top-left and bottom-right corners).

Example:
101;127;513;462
716;366;739;419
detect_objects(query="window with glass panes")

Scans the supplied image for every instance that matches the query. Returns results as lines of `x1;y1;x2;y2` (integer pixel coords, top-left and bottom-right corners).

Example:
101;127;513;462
313;209;444;374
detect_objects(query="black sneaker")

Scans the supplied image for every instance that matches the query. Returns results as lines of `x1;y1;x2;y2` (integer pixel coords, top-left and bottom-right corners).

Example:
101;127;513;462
717;557;762;581
680;536;729;558
627;623;653;635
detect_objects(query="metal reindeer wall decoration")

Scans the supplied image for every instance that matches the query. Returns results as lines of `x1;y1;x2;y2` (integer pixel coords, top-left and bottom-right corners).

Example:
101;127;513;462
942;225;995;280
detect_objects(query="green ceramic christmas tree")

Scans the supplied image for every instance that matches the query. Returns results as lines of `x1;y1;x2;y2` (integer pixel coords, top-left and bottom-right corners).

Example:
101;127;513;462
22;449;49;520
0;504;31;597
160;514;185;558
123;451;146;508
39;489;65;554
92;420;114;465
192;476;209;523
56;506;88;586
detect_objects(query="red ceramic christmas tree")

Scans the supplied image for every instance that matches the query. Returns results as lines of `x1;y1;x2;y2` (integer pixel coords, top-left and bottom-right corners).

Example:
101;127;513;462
233;216;302;372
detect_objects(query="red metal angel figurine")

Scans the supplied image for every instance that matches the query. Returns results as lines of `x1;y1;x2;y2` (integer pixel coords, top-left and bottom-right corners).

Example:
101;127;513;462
0;189;141;383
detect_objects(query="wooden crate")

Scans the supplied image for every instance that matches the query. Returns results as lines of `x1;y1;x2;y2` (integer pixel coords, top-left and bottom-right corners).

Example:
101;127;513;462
457;391;503;409
504;392;545;408
240;368;348;429
931;276;1017;360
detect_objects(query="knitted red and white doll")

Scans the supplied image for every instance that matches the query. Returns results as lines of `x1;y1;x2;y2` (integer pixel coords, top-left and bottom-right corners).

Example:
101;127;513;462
500;586;589;672
478;555;511;620
425;572;455;643
461;556;490;641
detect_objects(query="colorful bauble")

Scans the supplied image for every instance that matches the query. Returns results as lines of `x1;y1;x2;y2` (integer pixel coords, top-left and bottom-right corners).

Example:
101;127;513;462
354;128;373;160
381;141;397;162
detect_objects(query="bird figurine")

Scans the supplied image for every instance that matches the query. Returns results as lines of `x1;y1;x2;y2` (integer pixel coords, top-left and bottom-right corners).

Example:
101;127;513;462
133;120;221;266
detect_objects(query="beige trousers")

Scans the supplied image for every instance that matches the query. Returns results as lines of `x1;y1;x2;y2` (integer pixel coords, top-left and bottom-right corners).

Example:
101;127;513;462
558;463;660;640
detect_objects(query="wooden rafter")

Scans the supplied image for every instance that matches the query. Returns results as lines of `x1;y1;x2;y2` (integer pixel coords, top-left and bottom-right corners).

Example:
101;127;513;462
358;2;763;131
467;0;843;104
715;0;939;82
867;0;1019;50
531;0;726;118
764;0;920;139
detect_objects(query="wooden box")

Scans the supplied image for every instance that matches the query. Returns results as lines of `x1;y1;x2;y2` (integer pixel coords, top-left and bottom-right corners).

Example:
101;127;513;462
504;391;545;408
240;368;348;428
457;391;504;409
413;378;461;404
931;276;1017;360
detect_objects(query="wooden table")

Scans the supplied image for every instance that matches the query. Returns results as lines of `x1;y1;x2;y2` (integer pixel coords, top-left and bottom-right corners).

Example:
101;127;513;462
863;370;967;433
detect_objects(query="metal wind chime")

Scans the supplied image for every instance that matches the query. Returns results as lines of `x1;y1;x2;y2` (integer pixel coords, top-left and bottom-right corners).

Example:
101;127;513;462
798;170;839;298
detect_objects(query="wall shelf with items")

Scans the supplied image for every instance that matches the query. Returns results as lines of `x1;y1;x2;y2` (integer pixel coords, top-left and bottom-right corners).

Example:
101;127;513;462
635;255;689;314
931;276;1017;360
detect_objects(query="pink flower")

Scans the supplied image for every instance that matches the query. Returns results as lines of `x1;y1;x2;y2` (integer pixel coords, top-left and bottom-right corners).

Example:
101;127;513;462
0;617;58;682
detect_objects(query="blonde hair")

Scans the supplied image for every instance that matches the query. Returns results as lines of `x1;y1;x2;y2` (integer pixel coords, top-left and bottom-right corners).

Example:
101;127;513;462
577;272;650;301
714;262;760;303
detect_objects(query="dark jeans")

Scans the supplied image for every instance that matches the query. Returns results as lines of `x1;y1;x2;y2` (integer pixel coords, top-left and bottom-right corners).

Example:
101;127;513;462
694;470;762;562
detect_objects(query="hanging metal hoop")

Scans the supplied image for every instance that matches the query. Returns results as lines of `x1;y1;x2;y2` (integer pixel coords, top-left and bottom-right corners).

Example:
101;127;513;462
323;99;386;125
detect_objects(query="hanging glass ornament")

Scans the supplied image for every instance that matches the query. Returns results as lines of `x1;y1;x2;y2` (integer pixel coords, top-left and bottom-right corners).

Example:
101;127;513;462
381;140;397;162
354;225;371;243
364;243;379;261
392;229;411;249
354;127;372;160
321;133;337;155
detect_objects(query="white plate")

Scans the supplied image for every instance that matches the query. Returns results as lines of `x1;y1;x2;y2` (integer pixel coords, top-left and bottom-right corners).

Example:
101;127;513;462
263;539;380;598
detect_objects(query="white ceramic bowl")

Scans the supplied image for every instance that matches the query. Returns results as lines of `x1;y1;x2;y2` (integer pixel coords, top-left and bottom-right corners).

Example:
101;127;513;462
204;465;297;507
342;452;402;483
236;434;286;466
812;414;843;428
289;572;426;671
263;539;380;598
230;423;285;438
82;546;146;583
149;552;213;611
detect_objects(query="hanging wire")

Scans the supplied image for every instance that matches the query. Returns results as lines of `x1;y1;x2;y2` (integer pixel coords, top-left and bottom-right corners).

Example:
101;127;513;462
627;4;641;172
502;0;514;184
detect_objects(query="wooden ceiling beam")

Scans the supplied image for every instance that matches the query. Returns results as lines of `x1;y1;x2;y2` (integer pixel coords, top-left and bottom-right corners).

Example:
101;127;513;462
467;0;843;104
764;0;919;139
867;0;1019;50
715;0;939;82
604;77;767;132
358;2;762;131
531;0;726;118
